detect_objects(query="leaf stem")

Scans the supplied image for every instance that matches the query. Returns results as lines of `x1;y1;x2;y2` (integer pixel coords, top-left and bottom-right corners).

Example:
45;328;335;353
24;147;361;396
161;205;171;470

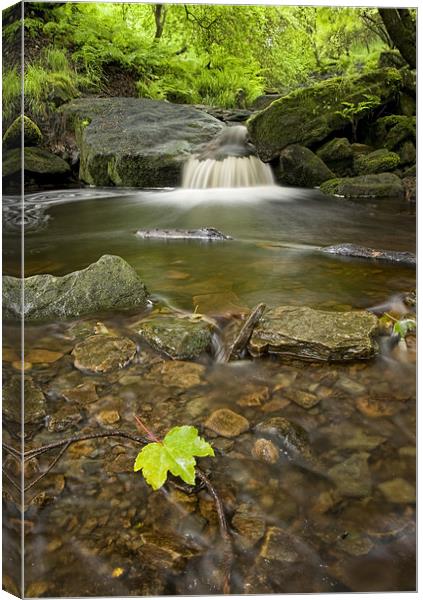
135;415;161;442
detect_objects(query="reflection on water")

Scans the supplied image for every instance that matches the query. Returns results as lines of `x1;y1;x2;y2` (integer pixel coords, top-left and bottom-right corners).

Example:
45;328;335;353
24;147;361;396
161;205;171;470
2;186;416;595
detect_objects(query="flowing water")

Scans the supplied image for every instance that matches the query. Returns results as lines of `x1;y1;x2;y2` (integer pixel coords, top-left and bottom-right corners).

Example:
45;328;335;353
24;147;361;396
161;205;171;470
3;184;416;595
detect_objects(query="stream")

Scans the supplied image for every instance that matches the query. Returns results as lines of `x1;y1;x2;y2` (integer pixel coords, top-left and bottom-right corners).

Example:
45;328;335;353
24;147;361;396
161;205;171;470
3;184;416;595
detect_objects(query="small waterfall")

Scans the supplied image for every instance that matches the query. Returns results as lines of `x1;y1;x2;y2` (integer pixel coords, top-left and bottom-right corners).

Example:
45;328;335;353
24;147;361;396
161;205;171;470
182;125;274;189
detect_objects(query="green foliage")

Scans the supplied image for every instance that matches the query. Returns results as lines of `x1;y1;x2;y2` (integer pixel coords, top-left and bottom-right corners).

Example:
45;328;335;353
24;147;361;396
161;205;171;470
393;318;416;339
335;94;380;140
2;69;21;123
134;425;214;490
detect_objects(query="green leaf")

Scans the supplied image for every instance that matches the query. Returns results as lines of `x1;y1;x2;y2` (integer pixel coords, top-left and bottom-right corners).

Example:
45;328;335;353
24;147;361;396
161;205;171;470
393;318;416;339
134;426;214;490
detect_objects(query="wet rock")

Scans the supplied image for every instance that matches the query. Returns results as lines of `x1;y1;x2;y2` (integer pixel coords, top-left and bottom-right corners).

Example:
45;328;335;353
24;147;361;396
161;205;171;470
261;398;290;413
97;409;121;426
322;243;415;265
148;360;205;387
319;423;385;451
4;147;70;179
372;115;416;151
136;315;212;360
72;334;137;373
336;376;366;395
25;348;64;364
136;227;232;241
354;148;400;175
204;408;250;438
3;115;43;149
327;453;372;498
255;417;312;461
259;527;300;562
355;396;401;418
248;305;378;361
46;405;82;432
232;504;266;548
285;388;320;409
276;144;335;187
28;474;66;507
62;381;98;405
320;173;404;199
3;255;150;321
316;137;353;176
237;385;270;407
25;581;50;597
378;478;415;504
3;376;46;424
138;531;198;572
336;531;374;557
252;438;279;464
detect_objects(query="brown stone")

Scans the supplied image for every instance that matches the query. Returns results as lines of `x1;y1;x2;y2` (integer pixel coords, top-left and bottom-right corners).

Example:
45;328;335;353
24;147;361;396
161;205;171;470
72;334;137;373
204;408;250;438
252;438;279;464
97;410;120;426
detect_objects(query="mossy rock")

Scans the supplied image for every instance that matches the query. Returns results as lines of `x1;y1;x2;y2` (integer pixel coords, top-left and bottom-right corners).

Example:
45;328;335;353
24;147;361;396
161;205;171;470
3;147;71;179
403;163;416;178
276;144;334;187
3;115;43;149
320;173;404;199
354;149;400;175
398;92;416;117
372;115;416;150
247;68;403;161
398;141;416;166
316;137;353;176
378;50;407;69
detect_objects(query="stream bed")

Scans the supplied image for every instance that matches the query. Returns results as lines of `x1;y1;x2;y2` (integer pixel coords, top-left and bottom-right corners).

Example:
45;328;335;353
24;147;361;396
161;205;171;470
3;185;416;595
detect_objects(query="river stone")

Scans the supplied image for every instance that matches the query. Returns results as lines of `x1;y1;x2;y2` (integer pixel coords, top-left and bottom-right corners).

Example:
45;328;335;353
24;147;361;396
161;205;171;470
136;228;232;241
204;408;250;438
232;504;266;548
72;334;137;373
260;527;300;562
255;417;312;461
327;452;372;498
320;173;404;198
248;68;402;160
3;255;150;321
378;478;415;503
61;97;224;187
136;316;212;360
322;243;415;265
248;306;378;361
354;148;400;175
3;376;47;424
252;438;280;464
276;144;335;187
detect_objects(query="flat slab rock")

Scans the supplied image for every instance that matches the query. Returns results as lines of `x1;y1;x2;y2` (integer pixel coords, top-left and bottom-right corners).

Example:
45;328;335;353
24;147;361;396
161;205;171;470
72;334;137;373
136;228;232;241
322;243;415;265
248;305;378;361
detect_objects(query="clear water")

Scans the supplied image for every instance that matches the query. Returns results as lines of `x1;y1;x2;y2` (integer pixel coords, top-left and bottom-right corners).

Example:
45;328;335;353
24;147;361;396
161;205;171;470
2;185;416;595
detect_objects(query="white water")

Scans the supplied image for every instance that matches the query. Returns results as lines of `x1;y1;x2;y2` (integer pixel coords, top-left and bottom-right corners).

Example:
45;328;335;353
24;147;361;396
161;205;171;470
182;155;275;188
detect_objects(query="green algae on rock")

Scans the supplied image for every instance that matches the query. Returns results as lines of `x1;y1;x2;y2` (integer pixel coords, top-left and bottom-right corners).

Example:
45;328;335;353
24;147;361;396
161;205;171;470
3;255;150;321
3;147;71;178
320;173;404;198
354;148;400;175
276;144;334;187
3;115;43;149
248;306;378;361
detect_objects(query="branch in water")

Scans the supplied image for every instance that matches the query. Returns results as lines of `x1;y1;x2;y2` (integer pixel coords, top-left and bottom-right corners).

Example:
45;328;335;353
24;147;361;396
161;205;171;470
222;302;266;362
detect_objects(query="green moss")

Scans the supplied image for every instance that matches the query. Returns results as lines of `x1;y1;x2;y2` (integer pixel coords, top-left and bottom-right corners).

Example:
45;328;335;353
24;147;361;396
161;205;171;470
373;115;416;150
354;149;400;175
3;115;43;149
320;173;403;198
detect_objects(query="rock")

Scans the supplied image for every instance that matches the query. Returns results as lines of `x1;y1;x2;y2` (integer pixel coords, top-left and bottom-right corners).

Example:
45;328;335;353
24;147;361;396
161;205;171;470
232;504;266;548
3;147;70;179
61;97;224;187
204;408;250;438
398;141;416;165
73;334;136;373
46;405;82;432
372;115;415;150
320;173;404;199
136;315;212;360
250;93;283;111
3;115;43;149
25;581;50;597
151;360;205;387
247;68;403;160
255;417;312;461
96;409;121;426
398;92;416;117
276;144;334;187
316;137;353;176
319;423;385;451
25;348;64;363
354;148;400;175
403;176;416;202
3;376;46;424
321;244;416;265
336;532;374;557
285;388;320;409
139;531;198;572
62;381;98;405
136;228;232;241
252;438;279;464
355;396;401;418
248;305;378;361
3;255;150;321
327;453;372;498
378;478;415;503
237;385;270;407
259;527;300;562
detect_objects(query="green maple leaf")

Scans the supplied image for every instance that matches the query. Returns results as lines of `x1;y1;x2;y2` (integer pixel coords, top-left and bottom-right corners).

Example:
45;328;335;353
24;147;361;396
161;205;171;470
133;425;214;490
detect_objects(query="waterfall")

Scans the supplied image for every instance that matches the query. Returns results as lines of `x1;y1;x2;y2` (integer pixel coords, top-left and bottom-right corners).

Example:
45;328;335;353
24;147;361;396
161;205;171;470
182;125;274;189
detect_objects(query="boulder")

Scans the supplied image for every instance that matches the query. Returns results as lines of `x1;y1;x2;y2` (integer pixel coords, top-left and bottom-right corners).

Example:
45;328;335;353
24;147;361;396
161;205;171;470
3;115;43;149
135;315;212;360
354;148;400;175
3;147;71;179
276;144;334;187
247;68;403;161
3;254;150;321
316;137;353;176
398;141;416;166
372;115;415;150
321;243;415;265
248;305;378;361
320;173;404;198
61;97;224;187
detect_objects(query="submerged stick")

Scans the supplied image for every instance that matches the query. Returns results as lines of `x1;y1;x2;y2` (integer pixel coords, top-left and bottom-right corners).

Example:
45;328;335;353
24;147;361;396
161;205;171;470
222;302;266;362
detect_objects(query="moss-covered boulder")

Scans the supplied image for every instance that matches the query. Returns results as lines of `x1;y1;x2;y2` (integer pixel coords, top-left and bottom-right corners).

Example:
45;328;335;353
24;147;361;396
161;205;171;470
247;68;403;161
248;306;378;362
135;315;212;359
316;137;353;176
276;144;334;187
2;147;71;178
3;255;150;322
3;115;43;149
61;97;224;187
354;148;400;175
372;115;416;150
320;173;404;199
398;141;416;166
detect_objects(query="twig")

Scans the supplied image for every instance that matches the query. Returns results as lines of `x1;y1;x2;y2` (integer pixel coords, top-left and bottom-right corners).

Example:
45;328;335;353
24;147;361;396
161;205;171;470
222;302;266;362
24;441;71;492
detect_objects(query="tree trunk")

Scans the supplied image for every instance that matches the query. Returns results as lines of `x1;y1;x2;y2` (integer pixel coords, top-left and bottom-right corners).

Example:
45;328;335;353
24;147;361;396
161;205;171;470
153;4;166;39
378;8;416;69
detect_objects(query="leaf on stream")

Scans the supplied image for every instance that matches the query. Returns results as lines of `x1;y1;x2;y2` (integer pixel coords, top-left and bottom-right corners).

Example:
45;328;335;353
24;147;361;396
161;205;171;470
134;425;214;490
